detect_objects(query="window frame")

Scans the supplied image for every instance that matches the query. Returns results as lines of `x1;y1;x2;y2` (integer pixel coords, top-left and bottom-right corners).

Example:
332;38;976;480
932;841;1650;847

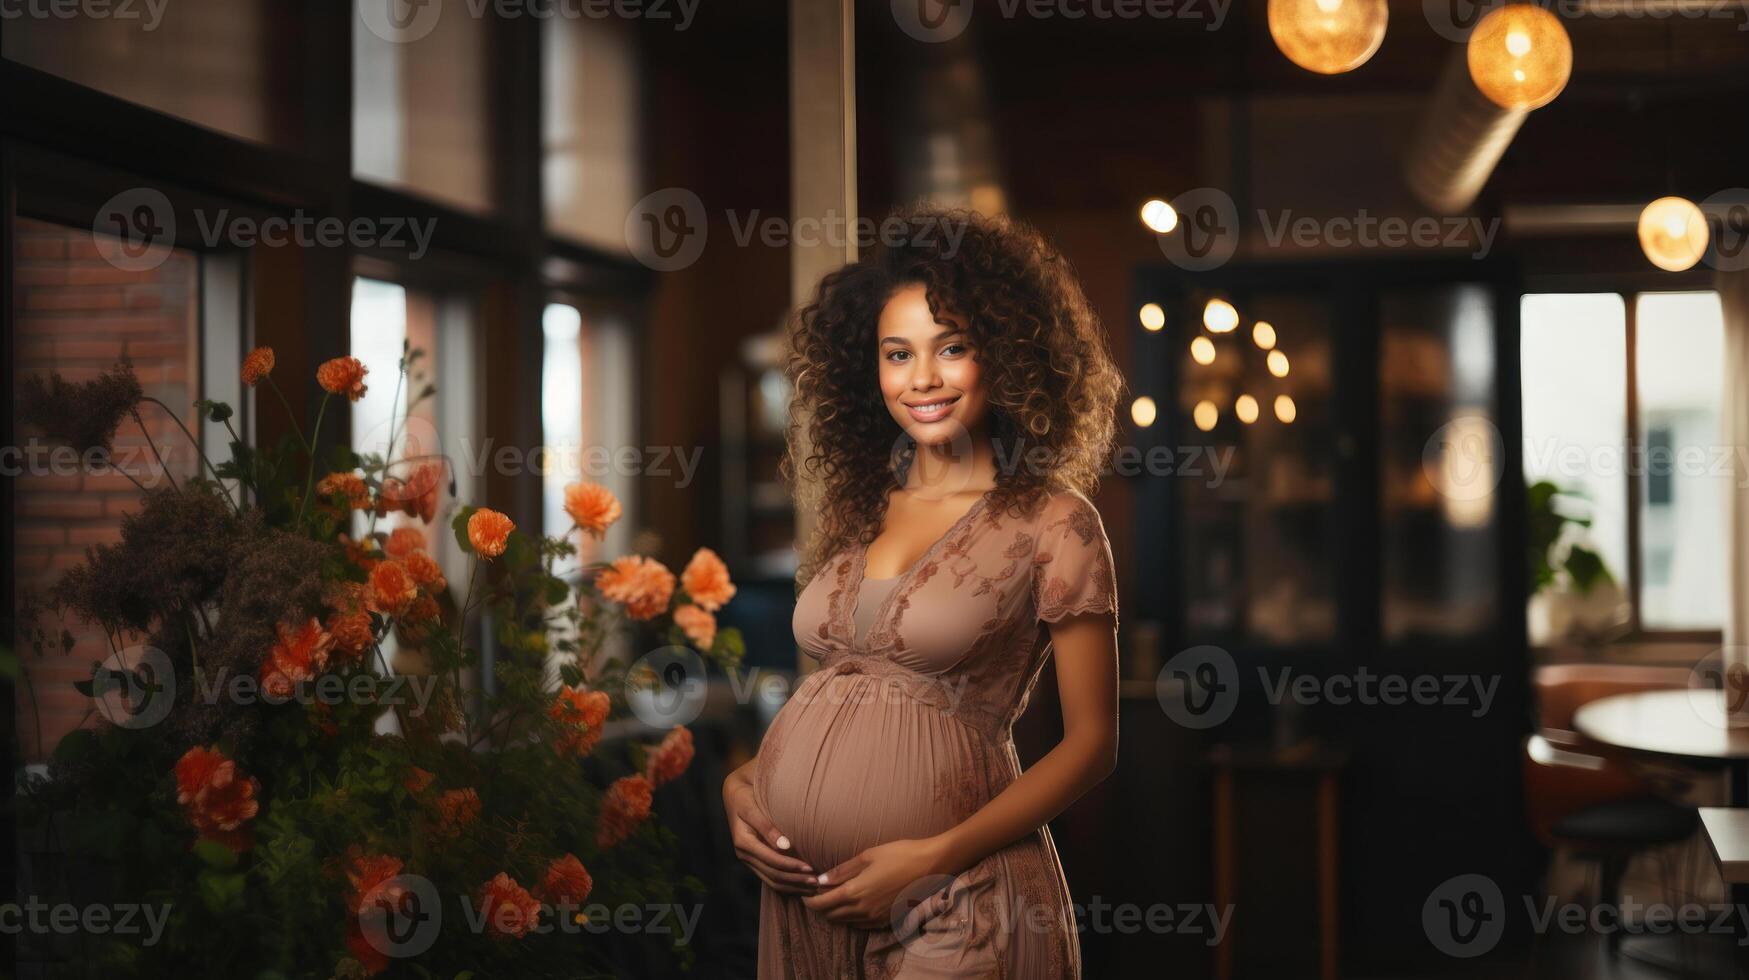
1521;284;1728;647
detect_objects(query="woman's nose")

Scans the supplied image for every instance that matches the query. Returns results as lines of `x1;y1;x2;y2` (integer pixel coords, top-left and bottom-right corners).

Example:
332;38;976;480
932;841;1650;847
910;359;941;390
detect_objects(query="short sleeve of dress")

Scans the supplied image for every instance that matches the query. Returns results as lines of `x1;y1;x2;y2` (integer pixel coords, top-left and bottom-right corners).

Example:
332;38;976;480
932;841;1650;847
1032;490;1118;625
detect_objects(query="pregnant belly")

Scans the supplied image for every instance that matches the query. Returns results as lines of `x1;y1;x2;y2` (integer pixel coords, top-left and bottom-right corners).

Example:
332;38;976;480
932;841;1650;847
756;669;1001;872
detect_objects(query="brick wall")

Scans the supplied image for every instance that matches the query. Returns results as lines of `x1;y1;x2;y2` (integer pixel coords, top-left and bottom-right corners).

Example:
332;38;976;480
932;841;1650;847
12;216;200;762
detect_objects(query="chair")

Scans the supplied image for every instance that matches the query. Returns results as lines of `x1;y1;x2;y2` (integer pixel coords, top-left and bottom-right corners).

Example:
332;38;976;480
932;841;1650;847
1524;665;1703;958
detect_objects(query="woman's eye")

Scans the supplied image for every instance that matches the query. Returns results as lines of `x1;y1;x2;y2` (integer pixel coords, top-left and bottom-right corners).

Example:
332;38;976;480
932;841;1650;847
941;343;968;357
885;350;911;363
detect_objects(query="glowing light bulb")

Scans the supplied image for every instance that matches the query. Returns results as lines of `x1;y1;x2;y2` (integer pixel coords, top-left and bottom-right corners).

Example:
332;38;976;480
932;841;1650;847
1467;4;1571;110
1131;396;1158;428
1141;199;1179;234
1139;303;1166;331
1236;394;1260;424
1637;196;1709;272
1253;321;1277;349
1190;336;1217;365
1274;395;1297;423
1267;350;1290;377
1193;400;1219;432
1203;299;1239;333
1268;0;1387;75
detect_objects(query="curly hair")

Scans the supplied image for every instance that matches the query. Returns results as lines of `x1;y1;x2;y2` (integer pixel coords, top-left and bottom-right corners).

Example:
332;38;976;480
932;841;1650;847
783;205;1123;586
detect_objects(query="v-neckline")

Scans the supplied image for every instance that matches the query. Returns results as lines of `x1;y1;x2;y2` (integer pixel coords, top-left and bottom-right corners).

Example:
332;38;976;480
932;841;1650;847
844;490;991;651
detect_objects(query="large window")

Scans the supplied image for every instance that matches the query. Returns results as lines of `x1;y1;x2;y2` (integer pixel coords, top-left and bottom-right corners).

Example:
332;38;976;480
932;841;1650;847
1521;290;1728;641
542;302;637;562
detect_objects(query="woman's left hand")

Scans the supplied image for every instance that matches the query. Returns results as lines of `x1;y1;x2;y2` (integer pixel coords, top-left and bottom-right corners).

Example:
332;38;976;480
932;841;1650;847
800;837;952;929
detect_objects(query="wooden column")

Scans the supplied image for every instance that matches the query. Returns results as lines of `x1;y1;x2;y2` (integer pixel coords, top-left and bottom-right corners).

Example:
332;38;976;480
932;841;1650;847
788;0;857;670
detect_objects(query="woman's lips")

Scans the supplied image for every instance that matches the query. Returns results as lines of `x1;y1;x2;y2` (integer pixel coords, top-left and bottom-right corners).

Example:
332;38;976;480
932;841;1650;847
904;395;960;423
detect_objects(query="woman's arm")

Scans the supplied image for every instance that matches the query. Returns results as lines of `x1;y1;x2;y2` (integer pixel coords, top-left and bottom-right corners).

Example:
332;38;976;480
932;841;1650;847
803;610;1119;925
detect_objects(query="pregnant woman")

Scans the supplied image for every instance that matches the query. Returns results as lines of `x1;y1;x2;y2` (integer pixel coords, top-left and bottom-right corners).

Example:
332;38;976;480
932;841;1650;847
721;206;1124;978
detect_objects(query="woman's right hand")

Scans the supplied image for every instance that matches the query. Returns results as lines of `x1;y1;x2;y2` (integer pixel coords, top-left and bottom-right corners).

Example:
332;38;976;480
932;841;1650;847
724;759;818;894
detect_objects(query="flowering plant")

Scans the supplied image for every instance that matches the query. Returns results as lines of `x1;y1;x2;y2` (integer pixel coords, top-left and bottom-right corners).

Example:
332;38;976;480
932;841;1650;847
14;347;742;976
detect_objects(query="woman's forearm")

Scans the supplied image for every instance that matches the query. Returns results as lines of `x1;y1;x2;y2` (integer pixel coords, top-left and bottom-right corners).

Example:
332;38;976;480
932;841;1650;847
930;728;1116;875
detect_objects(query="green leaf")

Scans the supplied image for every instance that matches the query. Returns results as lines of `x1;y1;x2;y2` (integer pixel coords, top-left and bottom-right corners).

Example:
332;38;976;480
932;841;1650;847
194;839;239;869
452;506;479;555
197;869;247;914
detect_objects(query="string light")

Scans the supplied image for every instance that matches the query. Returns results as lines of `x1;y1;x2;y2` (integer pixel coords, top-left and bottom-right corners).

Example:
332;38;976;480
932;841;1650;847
1190;336;1217;365
1253;321;1277;349
1139;303;1166;331
1193;400;1219;432
1466;4;1572;111
1274;395;1298;423
1268;0;1388;75
1637;196;1709;272
1203;299;1239;333
1236;394;1260;424
1141;199;1179;234
1131;396;1158;427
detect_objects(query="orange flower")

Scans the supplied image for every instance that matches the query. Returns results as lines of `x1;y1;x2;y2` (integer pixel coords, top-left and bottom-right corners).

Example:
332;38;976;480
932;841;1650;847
174;745;228;805
260;618;335;699
680;547;736;612
340;534;382;572
404;550;446;592
403;767;435;795
477;873;541;940
317;356;369;401
595;556;675;620
345;851;407;916
241;346;275;386
467;508;515;560
549;685;611;757
647;726;695;788
174;746;261;851
539;853;594;907
674;603;716;649
436;787;481;834
563;482;622;538
346;850;408;974
325;608;375;662
597;774;654;848
383;526;427;561
377;461;444;524
317;472;370;509
369;560;418;616
398;594;442;640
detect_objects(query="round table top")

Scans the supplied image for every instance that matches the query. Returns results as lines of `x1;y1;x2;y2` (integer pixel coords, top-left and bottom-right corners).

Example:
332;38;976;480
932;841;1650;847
1573;689;1749;764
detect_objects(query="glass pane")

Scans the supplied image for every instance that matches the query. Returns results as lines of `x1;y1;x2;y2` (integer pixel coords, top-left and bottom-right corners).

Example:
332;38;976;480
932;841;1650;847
1636;291;1727;630
544;17;642;250
1179;293;1338;648
11;216;201;760
353;1;496;213
1519;294;1630;643
3;0;294;145
542;302;635;560
1380;284;1500;645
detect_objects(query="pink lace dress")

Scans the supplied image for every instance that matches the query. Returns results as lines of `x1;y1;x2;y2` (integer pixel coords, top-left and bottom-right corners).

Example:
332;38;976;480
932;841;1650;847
756;488;1118;979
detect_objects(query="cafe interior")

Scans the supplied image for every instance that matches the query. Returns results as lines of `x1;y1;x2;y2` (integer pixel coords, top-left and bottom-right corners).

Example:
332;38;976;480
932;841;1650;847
5;0;1749;977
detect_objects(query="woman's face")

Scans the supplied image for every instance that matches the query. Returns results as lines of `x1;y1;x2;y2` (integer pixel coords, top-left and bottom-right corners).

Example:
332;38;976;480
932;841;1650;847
877;283;988;447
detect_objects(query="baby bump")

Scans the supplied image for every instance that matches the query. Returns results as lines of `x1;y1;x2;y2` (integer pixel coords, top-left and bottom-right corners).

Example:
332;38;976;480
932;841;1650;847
756;669;1003;871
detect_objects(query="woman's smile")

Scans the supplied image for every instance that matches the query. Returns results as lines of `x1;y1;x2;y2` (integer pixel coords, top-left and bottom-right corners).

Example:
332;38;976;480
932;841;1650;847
903;394;961;424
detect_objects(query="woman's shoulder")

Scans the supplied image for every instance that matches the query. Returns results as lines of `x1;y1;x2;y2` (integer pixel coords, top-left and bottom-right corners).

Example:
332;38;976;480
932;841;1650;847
1029;484;1103;527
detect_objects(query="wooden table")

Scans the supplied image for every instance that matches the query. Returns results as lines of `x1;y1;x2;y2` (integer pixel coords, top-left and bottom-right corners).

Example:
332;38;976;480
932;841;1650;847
1573;689;1749;804
1576;690;1749;974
